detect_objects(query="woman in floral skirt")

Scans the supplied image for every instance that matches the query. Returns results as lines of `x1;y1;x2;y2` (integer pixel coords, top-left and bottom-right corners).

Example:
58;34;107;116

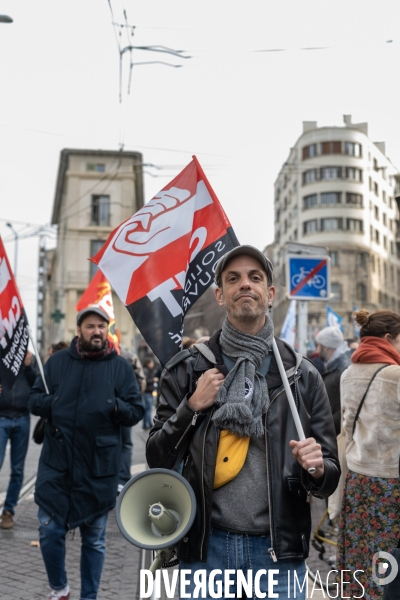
338;309;400;599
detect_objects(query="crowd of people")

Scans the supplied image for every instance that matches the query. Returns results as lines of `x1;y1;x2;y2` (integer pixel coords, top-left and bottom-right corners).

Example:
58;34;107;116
0;244;399;600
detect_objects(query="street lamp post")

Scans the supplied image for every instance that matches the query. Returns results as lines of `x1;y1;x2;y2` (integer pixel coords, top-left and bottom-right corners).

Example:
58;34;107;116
6;222;18;279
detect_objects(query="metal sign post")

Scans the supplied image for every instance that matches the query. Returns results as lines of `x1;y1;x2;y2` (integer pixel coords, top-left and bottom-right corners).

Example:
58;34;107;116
297;301;308;356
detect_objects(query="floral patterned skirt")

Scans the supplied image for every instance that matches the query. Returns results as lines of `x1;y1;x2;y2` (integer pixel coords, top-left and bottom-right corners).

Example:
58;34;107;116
337;469;400;599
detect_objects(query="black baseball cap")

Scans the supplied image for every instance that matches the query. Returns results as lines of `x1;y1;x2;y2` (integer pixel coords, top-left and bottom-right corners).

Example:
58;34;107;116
214;245;273;286
76;307;110;326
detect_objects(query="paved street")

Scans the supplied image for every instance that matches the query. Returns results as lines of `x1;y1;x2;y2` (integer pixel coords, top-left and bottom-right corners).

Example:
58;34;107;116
1;417;326;599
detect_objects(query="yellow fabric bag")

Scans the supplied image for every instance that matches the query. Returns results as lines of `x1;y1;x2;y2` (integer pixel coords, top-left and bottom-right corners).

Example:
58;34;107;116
213;429;250;489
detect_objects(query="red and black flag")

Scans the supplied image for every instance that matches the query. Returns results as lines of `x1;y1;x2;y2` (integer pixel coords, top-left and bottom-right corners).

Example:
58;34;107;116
91;156;239;366
76;269;121;352
0;237;29;388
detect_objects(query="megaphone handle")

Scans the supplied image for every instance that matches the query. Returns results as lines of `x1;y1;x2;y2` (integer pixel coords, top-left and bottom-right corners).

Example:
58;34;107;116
149;551;165;575
149;547;175;575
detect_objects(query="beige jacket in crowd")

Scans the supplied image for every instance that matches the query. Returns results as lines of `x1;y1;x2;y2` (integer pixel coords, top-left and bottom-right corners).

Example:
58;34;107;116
340;362;400;478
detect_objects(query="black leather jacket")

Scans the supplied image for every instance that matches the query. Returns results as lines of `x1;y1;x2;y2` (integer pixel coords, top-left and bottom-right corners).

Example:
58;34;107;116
146;332;340;563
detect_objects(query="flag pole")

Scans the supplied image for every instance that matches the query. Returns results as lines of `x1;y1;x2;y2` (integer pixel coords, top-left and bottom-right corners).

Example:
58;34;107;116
272;338;316;474
26;325;49;395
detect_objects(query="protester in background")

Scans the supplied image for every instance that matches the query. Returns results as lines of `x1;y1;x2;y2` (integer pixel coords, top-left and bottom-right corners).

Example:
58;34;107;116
196;335;210;343
147;245;340;599
142;357;158;430
182;336;196;349
118;348;146;493
315;326;351;435
345;337;359;353
338;309;400;599
47;341;68;358
308;347;325;375
28;307;144;600
0;351;38;529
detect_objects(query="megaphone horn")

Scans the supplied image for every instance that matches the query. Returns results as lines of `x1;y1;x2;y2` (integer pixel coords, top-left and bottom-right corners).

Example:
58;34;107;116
116;468;196;552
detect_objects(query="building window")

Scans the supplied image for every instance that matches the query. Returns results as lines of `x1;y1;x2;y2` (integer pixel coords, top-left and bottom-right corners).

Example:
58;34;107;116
391;241;395;255
373;158;378;171
321;141;341;155
293;229;298;240
302;144;317;159
345;193;363;207
321;192;341;205
383;235;387;249
87;163;106;172
321;167;341;180
347;219;363;232
89;240;106;279
356;283;367;302
331;283;341;302
356;253;366;267
303;220;318;234
330;251;339;266
374;182;379;196
389;197;393;209
321;218;342;231
383;190;386;203
383;213;387;227
303;194;318;209
374;206;379;220
91;195;110;226
344;141;361;157
302;169;318;184
345;167;362;181
375;229;380;244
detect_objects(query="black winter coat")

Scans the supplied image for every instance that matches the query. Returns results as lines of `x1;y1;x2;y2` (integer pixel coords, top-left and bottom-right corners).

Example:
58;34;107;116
28;340;144;529
0;360;38;417
146;332;340;562
321;350;352;435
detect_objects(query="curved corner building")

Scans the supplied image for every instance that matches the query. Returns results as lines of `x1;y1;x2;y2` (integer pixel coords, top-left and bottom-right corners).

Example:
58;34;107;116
266;115;400;342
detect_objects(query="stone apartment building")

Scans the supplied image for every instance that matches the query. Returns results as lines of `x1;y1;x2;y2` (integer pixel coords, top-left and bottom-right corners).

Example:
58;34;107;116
37;148;144;357
265;116;400;343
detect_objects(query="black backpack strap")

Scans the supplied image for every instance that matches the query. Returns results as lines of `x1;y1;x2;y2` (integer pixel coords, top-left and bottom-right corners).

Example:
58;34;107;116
352;364;389;436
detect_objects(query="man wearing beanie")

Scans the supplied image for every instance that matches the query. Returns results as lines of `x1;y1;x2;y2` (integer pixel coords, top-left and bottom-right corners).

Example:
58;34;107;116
315;326;352;435
147;245;340;599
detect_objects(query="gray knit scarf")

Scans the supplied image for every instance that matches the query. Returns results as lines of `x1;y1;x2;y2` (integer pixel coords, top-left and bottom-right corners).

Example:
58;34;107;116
212;317;274;437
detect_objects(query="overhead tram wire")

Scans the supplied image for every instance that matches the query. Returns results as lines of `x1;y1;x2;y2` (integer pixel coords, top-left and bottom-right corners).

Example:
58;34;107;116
106;0;191;150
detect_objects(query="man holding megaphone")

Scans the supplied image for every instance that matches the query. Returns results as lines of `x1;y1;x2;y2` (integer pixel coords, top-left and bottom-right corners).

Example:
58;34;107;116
146;245;340;599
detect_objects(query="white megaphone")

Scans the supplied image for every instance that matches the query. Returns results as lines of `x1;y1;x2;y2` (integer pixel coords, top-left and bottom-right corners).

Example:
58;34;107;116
116;468;196;573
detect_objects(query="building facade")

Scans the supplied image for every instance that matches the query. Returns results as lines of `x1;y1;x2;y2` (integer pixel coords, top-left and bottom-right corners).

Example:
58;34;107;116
265;116;400;343
37;148;144;357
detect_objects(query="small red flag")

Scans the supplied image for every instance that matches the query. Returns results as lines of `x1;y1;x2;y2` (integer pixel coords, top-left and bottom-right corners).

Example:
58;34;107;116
76;269;120;352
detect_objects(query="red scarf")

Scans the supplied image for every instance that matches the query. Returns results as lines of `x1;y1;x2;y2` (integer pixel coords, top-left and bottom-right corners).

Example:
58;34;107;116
74;337;115;360
351;336;400;366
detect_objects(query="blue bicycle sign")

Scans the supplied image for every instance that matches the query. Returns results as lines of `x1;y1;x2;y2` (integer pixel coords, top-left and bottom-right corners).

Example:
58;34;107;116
286;255;330;300
291;267;326;290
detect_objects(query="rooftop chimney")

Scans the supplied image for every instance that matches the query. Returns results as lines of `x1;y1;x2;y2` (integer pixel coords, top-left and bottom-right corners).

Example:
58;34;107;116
302;121;317;133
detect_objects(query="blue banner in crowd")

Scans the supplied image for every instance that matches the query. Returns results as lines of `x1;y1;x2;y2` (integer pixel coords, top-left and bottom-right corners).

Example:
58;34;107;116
326;305;343;331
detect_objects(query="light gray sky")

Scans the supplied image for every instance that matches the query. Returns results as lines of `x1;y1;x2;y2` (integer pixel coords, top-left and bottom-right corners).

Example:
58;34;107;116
1;0;399;339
